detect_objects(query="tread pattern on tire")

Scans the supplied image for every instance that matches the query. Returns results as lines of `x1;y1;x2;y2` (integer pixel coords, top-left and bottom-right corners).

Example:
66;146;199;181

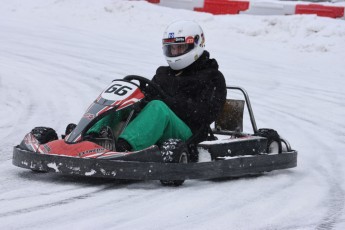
160;139;189;186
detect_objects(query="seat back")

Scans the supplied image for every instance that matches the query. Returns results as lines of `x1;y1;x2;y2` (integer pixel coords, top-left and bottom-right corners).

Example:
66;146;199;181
215;99;245;132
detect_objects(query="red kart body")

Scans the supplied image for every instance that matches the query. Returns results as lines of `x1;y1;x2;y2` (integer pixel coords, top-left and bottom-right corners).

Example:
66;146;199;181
19;79;160;160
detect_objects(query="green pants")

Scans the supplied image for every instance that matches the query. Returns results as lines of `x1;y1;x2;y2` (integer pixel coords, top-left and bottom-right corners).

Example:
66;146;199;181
120;100;192;151
88;100;192;151
87;109;129;134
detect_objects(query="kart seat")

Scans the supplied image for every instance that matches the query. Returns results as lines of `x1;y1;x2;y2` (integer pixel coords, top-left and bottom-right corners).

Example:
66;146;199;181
215;99;245;132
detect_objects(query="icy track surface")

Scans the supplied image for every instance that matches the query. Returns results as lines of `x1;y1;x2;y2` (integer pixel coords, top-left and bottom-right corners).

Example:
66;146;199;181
1;1;345;229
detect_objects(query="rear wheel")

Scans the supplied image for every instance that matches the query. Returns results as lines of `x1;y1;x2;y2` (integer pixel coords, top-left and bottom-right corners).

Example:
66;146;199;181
160;139;189;186
255;129;282;154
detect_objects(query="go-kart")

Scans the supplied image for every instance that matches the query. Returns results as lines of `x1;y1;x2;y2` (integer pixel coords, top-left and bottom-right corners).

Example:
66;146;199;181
12;75;297;186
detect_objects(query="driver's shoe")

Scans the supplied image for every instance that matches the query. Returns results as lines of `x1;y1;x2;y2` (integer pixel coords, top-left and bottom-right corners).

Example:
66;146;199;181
116;138;132;152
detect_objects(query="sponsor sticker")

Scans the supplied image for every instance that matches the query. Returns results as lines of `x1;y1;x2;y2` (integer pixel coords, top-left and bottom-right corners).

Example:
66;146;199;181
79;148;106;157
83;113;95;120
186;36;194;44
163;37;186;44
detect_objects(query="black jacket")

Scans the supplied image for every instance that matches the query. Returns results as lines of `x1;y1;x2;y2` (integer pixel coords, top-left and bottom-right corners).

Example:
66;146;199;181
147;51;227;133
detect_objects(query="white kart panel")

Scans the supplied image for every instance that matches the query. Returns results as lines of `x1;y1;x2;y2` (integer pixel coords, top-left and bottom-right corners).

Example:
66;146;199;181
101;81;139;101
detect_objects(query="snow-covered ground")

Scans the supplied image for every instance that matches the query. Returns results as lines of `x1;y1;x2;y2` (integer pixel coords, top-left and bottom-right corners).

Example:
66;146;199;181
1;0;345;229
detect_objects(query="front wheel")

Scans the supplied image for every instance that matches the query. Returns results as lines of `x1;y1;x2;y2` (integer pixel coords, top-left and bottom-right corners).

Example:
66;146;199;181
30;127;58;173
160;139;189;186
31;127;58;144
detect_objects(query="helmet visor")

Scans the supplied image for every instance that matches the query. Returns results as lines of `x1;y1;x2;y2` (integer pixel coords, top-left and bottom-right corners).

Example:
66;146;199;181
162;36;196;57
163;43;194;57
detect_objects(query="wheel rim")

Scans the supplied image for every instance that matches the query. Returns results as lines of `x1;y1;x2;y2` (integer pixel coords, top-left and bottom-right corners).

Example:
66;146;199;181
179;152;188;163
268;141;280;154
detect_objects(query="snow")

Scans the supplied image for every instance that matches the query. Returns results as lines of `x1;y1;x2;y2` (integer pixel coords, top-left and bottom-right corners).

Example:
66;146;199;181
85;169;97;176
47;163;60;172
1;0;345;229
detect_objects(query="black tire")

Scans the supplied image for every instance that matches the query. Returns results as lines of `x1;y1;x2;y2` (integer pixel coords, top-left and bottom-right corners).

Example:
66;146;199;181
160;139;189;186
255;128;282;154
31;127;58;144
65;123;76;136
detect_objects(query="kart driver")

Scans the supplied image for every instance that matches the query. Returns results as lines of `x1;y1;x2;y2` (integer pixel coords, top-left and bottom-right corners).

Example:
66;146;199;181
89;20;227;152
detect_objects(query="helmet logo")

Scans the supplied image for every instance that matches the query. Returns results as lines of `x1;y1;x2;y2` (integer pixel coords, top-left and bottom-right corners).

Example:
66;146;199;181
200;33;205;47
163;37;185;44
186;36;194;44
168;32;174;38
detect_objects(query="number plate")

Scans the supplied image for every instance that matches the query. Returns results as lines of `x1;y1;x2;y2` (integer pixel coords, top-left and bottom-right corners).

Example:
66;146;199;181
101;81;138;101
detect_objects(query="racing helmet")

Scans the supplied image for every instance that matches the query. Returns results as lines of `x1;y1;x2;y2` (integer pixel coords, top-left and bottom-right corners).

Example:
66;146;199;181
162;20;205;70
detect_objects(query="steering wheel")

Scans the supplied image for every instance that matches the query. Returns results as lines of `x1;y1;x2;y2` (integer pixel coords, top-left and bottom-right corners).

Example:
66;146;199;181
124;75;168;99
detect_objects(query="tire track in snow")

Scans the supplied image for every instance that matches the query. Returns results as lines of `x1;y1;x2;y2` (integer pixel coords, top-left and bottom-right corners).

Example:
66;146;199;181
249;78;345;229
0;193;93;218
316;182;345;230
0;180;132;219
0;24;106;155
314;139;345;230
281;114;344;229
